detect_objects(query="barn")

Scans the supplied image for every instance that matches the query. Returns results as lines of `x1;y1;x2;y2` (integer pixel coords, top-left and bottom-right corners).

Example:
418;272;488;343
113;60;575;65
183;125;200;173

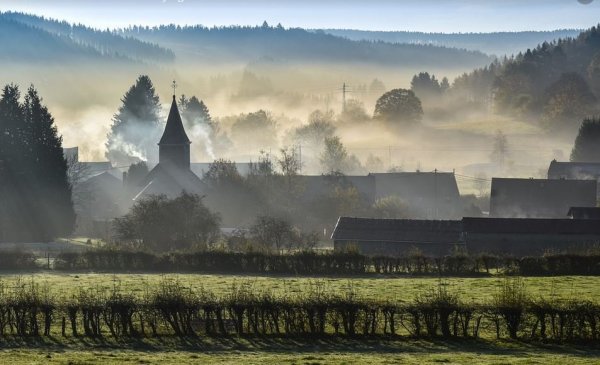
331;217;463;256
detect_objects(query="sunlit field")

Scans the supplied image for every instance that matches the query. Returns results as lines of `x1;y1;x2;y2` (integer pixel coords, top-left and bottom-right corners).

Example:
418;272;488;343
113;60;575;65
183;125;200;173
1;273;597;304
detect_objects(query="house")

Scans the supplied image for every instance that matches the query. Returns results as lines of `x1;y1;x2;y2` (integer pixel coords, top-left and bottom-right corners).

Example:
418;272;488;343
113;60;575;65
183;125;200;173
462;217;600;255
331;217;463;256
548;160;600;180
132;94;205;199
75;171;124;236
371;172;462;219
489;178;597;218
295;171;462;220
332;215;600;257
568;207;600;220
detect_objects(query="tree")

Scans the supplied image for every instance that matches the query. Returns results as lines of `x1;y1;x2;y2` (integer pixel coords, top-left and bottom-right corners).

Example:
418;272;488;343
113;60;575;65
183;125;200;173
114;192;221;251
365;154;384;173
294;114;336;147
277;146;302;192
179;95;212;127
371;196;410;219
570;117;600;162
249;215;295;253
542;72;597;129
589;52;600;97
278;146;302;177
369;78;386;95
373;89;423;124
410;72;441;102
105;75;162;166
0;85;75;242
23;86;75;240
440;77;450;94
339;99;370;123
230;110;277;151
490;130;509;167
249;150;275;178
125;161;148;188
320;136;348;174
203;159;243;187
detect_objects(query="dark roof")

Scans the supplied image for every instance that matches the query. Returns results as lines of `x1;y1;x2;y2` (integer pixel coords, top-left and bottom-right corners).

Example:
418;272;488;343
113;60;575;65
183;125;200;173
159;95;191;145
134;164;204;199
567;207;600;219
462;217;600;235
331;217;462;244
490;178;597;218
548;160;600;179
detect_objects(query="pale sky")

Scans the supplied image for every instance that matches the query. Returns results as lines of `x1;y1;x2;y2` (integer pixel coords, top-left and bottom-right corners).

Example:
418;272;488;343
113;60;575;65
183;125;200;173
0;0;598;32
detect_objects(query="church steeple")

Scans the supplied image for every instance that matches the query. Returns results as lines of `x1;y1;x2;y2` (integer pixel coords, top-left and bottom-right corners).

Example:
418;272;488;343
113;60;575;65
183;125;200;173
158;86;191;170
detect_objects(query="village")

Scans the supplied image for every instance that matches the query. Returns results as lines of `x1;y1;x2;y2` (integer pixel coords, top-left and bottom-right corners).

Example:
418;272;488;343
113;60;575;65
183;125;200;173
66;88;600;258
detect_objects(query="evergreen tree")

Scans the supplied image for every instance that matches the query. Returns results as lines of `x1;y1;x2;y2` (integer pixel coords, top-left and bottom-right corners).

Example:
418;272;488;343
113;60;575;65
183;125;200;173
0;85;26;242
105;75;161;166
571;117;600;162
179;95;212;128
23;86;75;240
0;84;74;242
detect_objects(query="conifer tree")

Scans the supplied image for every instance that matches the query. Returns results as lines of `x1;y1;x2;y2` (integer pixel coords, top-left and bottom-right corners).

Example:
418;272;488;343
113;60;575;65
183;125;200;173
571;117;600;162
0;84;74;241
179;95;212;128
105;75;161;166
23;86;75;240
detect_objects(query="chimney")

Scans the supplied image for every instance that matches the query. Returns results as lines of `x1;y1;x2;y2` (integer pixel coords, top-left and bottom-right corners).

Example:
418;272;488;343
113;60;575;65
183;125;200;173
123;171;128;187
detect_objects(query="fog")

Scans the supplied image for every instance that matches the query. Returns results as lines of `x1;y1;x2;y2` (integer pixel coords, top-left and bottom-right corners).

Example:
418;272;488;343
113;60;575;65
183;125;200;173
0;58;575;197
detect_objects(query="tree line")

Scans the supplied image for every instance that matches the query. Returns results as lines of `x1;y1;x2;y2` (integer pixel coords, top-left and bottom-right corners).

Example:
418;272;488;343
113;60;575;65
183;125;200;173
447;24;600;131
0;277;598;342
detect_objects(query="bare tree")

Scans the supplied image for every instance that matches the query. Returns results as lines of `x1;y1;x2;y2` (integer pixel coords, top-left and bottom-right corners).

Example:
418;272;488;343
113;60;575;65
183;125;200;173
277;146;302;192
249;216;294;254
490;130;509;167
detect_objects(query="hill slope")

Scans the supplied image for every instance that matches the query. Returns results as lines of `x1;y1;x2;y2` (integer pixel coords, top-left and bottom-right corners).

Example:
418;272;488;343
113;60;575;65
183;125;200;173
118;24;493;68
0;12;174;64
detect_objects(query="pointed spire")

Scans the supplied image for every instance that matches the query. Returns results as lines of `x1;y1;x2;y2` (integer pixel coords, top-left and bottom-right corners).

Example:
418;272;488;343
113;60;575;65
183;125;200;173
159;94;191;145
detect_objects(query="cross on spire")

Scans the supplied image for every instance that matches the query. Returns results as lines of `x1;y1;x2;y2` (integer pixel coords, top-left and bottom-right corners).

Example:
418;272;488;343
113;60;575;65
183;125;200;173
172;80;177;97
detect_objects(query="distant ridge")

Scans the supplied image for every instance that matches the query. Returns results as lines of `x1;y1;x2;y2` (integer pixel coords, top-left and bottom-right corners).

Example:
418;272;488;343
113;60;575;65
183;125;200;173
319;29;583;56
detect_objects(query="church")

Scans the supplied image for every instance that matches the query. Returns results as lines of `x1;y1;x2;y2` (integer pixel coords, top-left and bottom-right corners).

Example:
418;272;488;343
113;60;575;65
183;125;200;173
130;93;205;200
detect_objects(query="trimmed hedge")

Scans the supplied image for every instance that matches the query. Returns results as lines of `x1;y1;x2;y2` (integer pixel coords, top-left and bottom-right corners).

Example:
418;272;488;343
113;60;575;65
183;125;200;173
53;249;600;276
0;279;598;342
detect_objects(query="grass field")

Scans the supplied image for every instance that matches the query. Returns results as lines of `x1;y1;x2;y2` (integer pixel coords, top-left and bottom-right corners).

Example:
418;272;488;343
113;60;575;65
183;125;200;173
0;272;599;364
1;272;597;304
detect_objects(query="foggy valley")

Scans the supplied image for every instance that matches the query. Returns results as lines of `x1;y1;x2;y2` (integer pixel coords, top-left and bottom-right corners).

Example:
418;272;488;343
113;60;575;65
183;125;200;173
1;2;600;363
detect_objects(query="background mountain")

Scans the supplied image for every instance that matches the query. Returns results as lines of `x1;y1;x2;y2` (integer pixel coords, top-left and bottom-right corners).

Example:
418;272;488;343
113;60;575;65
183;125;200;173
0;12;175;64
115;23;492;68
320;29;583;57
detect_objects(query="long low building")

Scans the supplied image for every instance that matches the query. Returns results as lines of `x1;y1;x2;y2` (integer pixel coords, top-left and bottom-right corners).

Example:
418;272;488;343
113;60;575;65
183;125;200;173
462;217;600;255
332;216;600;256
331;217;464;256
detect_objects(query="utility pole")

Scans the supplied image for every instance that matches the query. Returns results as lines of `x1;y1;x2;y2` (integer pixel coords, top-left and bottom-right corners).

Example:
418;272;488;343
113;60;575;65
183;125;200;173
342;83;347;112
434;168;438;220
297;144;302;174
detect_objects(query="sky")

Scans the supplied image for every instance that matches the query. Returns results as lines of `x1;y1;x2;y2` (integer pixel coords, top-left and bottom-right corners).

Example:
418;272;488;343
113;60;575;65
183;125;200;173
0;0;599;32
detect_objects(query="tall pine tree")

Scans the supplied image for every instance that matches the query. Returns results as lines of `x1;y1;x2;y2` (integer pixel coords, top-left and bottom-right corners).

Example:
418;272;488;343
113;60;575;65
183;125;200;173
0;85;74;242
105;75;161;166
